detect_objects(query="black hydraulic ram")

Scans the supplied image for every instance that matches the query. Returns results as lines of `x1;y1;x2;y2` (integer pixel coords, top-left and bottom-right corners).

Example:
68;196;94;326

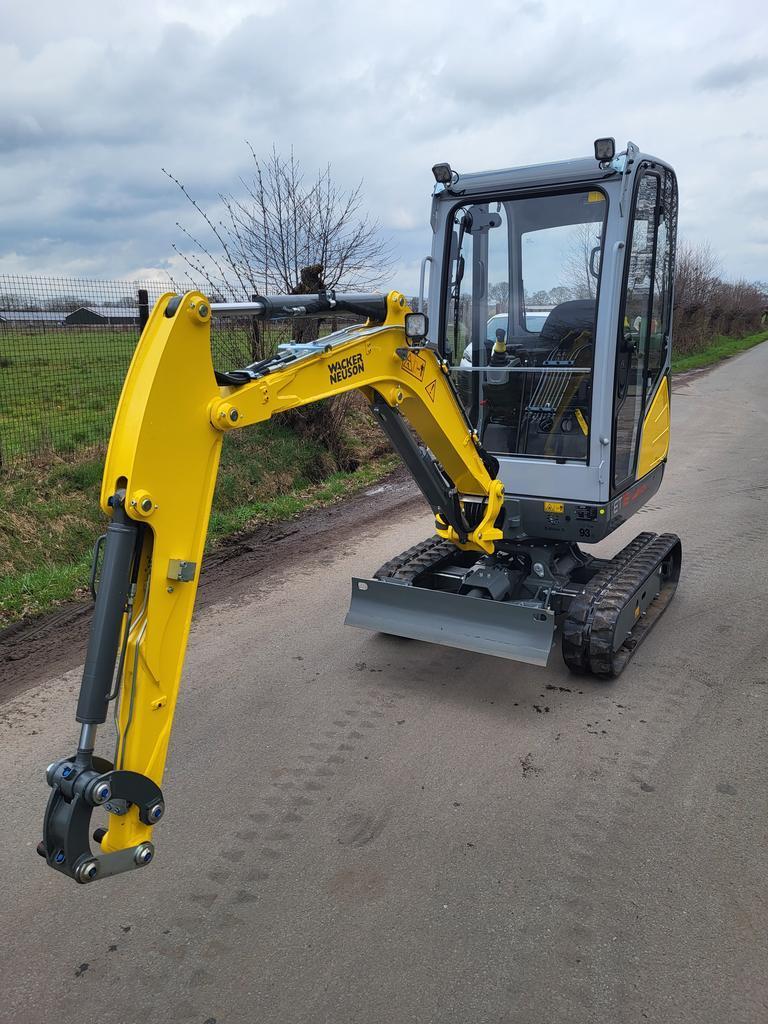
39;497;165;883
209;290;389;323
76;501;139;731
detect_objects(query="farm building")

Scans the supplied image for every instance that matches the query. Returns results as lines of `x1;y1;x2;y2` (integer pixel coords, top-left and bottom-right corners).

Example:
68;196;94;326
64;306;139;326
0;311;68;324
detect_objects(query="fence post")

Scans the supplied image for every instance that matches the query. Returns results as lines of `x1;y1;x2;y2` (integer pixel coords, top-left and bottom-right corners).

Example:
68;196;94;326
137;288;149;332
249;293;263;362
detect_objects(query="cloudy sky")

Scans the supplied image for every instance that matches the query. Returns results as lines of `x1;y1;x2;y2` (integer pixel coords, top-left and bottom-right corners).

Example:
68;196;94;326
2;0;766;293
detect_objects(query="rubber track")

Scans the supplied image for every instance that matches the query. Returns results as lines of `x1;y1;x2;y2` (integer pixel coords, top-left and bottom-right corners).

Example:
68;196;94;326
561;532;656;672
562;532;681;678
373;536;459;585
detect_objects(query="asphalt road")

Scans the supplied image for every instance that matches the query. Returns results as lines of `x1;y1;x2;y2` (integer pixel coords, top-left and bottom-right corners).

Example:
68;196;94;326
1;347;767;1024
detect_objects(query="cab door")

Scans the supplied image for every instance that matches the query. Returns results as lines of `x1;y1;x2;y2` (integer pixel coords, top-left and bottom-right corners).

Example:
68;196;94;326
612;167;677;493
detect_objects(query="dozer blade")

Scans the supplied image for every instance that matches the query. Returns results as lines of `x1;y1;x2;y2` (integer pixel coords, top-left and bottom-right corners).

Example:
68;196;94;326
345;577;555;666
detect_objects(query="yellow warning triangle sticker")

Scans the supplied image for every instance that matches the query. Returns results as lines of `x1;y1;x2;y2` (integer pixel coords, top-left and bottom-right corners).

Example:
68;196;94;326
425;379;437;402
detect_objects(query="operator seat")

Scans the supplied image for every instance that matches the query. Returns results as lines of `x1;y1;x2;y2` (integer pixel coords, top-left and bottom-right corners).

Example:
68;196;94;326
481;299;596;457
522;298;595;459
539;298;595;349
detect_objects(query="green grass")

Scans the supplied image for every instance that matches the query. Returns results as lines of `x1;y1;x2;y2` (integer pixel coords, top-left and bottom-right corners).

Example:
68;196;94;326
0;404;396;626
0;322;339;459
0;556;93;624
0;327;138;457
207;459;395;539
0;320;382;626
0;455;396;625
671;329;768;373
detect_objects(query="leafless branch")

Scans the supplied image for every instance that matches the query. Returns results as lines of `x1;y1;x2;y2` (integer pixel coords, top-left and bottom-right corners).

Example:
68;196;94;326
167;146;392;302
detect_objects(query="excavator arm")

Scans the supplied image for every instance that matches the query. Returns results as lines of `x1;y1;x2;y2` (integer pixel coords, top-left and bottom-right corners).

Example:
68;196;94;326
39;289;504;884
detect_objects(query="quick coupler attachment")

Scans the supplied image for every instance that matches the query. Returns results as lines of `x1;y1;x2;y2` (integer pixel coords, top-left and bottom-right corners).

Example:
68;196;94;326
39;757;165;883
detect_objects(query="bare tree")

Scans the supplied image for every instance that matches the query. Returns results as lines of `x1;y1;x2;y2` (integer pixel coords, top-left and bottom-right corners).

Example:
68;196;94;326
672;239;766;353
164;147;392;470
0;291;39;311
489;281;509;310
102;295;139;309
548;285;572;306
673;239;720;312
564;223;601;300
42;294;82;312
164;146;392;302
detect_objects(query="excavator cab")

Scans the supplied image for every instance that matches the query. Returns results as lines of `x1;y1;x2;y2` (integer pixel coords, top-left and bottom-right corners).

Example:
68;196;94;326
435;143;676;500
348;140;681;668
39;140;682;885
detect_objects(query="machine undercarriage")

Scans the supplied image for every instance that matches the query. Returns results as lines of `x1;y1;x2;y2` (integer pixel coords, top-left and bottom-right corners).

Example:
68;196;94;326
349;530;681;676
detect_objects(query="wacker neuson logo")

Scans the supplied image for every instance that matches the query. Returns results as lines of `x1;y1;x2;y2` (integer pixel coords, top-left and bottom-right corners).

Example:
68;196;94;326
328;353;364;384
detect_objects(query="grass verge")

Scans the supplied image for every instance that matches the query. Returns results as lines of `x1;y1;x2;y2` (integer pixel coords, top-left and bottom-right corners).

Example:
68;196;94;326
0;398;397;627
671;329;768;373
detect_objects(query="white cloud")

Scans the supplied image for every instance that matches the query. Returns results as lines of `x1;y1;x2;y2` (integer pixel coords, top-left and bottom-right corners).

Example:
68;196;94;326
1;0;767;292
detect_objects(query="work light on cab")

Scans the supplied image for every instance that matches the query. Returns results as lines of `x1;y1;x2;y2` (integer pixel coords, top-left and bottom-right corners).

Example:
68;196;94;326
404;312;429;342
594;137;616;162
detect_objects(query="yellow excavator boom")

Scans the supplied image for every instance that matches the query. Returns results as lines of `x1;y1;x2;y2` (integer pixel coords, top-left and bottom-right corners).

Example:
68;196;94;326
39;289;504;882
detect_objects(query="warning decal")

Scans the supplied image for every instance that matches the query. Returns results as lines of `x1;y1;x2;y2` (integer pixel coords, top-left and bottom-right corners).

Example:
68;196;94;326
401;349;426;382
425;379;437;402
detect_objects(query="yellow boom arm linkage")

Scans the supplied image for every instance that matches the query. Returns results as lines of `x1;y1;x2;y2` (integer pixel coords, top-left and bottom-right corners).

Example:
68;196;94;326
40;290;503;881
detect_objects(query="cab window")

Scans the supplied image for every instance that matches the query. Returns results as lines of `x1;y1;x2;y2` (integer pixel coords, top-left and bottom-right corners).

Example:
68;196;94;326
613;172;661;490
442;189;606;462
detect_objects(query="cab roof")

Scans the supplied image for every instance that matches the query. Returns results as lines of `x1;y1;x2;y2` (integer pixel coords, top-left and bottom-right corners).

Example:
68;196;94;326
437;148;672;199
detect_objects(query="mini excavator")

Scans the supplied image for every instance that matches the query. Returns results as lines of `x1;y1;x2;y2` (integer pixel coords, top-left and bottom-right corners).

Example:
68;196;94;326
40;139;681;883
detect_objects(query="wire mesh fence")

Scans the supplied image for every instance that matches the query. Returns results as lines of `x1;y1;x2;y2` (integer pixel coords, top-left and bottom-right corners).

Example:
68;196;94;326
0;274;363;470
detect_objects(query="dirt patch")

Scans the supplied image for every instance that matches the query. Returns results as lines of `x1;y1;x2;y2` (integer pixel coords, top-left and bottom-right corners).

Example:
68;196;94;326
672;364;720;389
0;467;423;704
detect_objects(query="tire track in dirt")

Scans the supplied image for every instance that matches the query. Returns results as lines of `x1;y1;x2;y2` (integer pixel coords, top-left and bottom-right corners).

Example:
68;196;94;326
88;672;408;1015
543;668;705;1019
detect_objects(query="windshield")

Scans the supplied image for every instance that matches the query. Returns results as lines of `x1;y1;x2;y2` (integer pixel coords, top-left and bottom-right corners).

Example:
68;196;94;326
443;188;607;461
